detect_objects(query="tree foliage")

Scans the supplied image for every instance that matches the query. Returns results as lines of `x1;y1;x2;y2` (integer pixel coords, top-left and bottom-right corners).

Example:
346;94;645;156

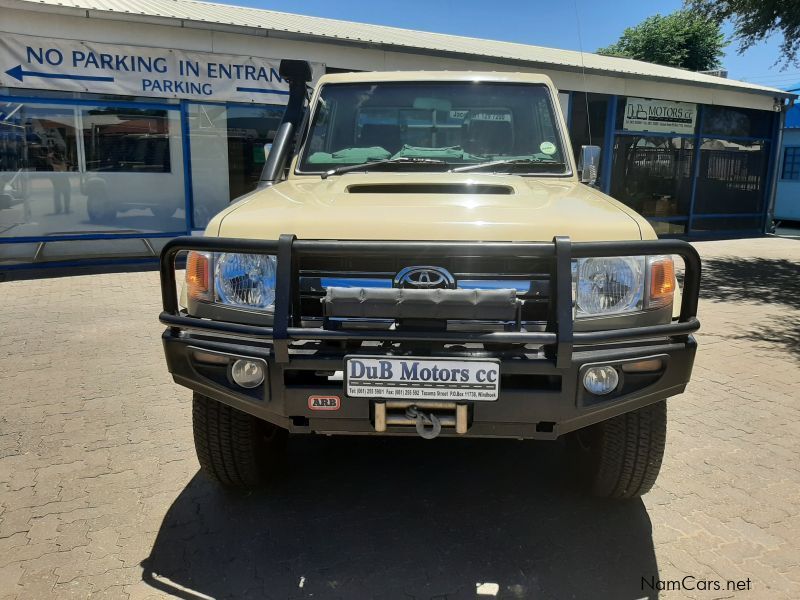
597;10;726;71
687;0;800;66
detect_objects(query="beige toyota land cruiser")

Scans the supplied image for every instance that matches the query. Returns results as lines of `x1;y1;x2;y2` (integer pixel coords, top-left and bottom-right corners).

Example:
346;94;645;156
159;61;700;499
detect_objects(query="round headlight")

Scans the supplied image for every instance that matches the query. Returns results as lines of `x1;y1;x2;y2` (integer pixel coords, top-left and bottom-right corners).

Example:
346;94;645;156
215;253;277;310
576;256;644;316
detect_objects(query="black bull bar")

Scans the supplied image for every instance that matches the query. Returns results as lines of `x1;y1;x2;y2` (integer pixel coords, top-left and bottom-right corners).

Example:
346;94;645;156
159;235;701;367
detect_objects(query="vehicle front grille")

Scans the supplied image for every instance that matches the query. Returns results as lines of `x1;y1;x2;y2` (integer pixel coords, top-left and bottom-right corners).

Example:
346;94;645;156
296;254;552;327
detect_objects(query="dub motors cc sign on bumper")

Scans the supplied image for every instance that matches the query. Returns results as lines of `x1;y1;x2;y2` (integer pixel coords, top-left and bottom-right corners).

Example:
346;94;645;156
345;356;501;401
0;33;321;103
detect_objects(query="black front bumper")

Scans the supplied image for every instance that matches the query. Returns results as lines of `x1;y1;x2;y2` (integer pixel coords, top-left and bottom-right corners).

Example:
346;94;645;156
159;236;701;440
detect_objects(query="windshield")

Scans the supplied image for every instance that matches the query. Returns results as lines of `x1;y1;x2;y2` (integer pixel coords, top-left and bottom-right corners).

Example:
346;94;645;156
298;81;568;175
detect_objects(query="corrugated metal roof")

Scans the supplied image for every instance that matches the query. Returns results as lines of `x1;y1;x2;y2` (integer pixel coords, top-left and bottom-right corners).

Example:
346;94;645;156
3;0;793;98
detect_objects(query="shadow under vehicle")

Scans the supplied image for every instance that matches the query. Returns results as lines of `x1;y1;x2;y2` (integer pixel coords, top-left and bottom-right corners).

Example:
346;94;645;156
143;435;661;599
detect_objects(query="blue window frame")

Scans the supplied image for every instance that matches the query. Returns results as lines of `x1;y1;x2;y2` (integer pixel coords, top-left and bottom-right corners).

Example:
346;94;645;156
782;147;800;180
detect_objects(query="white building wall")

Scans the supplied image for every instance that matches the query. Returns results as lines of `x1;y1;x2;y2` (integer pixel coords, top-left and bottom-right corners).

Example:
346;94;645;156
775;129;800;221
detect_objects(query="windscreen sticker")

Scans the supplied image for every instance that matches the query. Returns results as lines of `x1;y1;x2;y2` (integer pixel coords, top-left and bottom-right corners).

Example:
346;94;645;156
471;112;512;122
540;141;557;155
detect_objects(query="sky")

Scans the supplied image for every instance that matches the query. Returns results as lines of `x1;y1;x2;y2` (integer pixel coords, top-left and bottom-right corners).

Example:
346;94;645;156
214;0;800;90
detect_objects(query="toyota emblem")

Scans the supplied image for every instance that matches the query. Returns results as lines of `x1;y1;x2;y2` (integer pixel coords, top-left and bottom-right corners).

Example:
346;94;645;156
394;266;456;289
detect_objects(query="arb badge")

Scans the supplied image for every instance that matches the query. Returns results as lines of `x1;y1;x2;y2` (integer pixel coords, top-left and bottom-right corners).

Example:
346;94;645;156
308;395;341;410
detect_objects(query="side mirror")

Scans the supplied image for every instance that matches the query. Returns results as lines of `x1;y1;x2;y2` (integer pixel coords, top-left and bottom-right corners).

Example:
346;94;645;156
578;145;601;186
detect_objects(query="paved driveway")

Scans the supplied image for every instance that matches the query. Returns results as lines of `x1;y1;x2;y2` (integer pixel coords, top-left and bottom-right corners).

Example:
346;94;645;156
0;237;798;599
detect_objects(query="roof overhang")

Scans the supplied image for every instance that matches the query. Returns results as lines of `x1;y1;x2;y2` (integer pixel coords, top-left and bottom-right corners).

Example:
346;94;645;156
1;0;797;103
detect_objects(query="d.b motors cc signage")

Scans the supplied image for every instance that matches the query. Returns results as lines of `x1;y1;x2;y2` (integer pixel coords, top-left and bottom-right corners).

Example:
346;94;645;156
623;97;698;134
0;33;321;103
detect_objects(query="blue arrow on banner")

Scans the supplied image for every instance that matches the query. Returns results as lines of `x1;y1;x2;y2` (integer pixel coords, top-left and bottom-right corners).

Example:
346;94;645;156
236;86;290;95
5;65;115;83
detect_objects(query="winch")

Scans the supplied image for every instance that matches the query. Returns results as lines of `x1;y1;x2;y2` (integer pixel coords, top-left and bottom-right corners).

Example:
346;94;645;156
373;401;469;438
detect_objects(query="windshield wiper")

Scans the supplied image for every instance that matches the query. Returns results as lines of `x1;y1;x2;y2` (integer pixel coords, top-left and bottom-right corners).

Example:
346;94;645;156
321;157;448;179
449;158;566;174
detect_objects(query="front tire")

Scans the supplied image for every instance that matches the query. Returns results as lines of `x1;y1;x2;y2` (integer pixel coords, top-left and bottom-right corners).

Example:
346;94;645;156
192;393;287;489
568;400;667;499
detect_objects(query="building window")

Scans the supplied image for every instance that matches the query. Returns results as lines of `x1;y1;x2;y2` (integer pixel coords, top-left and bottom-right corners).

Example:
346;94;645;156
609;135;694;234
693;139;768;215
226;104;284;200
569;92;609;179
187;103;284;229
0;98;185;260
82;108;172;173
0;104;79;174
782;147;800;180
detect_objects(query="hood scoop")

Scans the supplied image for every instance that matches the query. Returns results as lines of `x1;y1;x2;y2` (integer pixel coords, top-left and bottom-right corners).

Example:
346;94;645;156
346;183;514;195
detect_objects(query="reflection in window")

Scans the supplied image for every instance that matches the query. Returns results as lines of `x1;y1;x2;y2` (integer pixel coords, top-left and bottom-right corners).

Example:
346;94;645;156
0;104;78;173
225;105;283;201
353;106;513;155
0;100;185;242
650;221;688;235
82;108;171;173
0;103;79;227
702;106;773;138
782;147;800;180
693;139;768;215
610;135;693;230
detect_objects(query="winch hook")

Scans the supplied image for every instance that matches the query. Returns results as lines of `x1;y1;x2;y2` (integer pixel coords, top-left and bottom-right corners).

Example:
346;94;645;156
406;406;442;439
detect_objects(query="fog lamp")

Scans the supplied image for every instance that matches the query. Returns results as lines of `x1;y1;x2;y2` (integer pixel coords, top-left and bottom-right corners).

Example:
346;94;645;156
583;366;619;395
231;359;265;388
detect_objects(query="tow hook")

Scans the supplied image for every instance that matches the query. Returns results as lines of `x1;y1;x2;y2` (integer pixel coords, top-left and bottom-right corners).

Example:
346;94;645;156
406;405;442;439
